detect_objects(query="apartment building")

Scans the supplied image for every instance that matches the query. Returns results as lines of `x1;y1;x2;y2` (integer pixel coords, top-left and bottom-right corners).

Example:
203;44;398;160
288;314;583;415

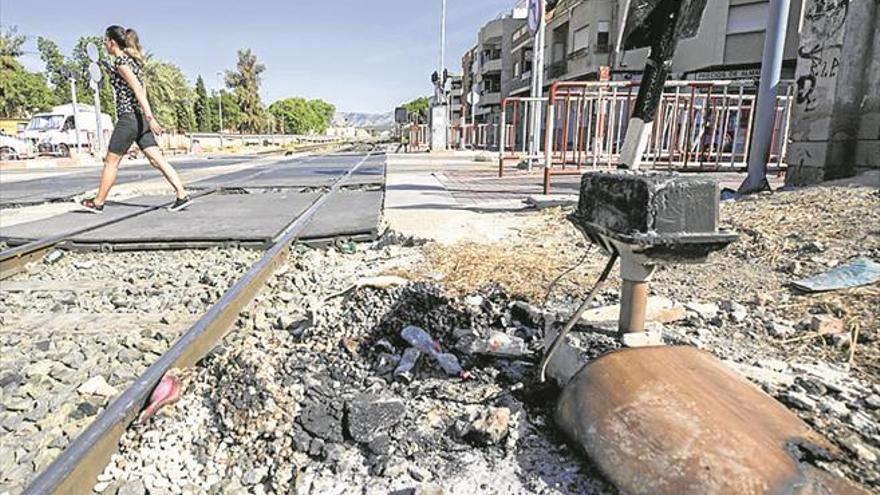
471;13;528;126
465;0;805;115
461;46;478;124
449;74;464;124
540;0;804;83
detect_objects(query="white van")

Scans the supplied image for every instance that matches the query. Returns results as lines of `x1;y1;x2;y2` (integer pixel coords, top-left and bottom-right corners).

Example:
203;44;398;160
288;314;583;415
21;104;114;157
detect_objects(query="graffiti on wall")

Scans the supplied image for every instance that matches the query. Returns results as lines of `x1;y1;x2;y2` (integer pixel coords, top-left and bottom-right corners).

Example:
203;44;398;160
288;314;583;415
795;0;849;112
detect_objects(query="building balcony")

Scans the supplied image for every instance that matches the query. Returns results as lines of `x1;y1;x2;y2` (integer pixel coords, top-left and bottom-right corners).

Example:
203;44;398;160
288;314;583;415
479;91;501;107
512;32;532;49
547;60;568;80
509;76;531;95
481;58;502;74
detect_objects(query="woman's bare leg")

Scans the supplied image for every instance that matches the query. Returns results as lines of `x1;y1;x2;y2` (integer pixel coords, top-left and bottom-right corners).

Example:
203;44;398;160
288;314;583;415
95;152;124;204
142;146;187;199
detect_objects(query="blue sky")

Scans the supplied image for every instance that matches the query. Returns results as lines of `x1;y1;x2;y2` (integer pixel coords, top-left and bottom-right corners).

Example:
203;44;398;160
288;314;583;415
2;0;514;113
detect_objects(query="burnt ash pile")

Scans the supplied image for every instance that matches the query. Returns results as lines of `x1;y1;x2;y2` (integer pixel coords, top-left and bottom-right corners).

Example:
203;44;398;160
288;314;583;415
100;246;614;495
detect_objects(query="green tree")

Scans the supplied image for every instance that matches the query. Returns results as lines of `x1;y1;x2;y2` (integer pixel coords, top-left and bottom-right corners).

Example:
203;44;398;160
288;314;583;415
193;75;212;132
268;97;336;135
37;35;115;118
1;26;27;72
225;48;266;133
71;36;115;117
37;37;71;102
402;96;430;122
268;97;307;134
1;28;55;117
175;100;196;133
308;99;336;133
209;92;242;132
0;66;56;118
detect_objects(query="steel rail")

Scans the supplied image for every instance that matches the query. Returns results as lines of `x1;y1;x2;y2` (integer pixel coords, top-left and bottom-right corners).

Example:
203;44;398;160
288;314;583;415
22;150;378;495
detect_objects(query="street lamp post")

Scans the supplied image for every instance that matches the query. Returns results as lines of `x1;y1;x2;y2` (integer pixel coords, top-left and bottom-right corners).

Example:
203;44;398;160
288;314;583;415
739;0;792;193
216;71;224;149
429;0;449;152
440;0;446;92
528;0;546;169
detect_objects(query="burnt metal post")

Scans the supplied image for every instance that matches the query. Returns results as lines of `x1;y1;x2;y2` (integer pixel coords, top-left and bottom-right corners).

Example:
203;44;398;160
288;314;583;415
619;0;680;170
617;0;708;170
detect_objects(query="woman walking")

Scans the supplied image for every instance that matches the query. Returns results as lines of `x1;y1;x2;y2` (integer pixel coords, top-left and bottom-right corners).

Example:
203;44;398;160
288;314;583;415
80;26;191;213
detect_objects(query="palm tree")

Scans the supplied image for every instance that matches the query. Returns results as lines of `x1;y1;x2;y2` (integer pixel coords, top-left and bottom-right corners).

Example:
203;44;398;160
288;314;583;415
140;53;195;131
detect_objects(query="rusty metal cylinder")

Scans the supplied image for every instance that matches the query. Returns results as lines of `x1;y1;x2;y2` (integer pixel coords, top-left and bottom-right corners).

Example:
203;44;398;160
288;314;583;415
619;280;649;334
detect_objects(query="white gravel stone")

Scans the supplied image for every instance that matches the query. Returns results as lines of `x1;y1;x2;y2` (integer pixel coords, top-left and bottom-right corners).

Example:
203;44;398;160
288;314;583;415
77;376;118;398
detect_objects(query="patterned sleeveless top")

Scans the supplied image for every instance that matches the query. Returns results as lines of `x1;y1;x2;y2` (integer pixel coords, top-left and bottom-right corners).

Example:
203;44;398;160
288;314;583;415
110;55;143;117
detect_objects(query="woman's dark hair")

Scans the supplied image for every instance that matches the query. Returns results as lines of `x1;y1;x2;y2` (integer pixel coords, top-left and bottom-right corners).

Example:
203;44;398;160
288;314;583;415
105;25;145;66
105;25;128;48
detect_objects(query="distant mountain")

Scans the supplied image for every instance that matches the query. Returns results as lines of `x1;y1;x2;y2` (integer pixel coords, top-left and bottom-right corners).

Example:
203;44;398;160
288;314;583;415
332;112;394;128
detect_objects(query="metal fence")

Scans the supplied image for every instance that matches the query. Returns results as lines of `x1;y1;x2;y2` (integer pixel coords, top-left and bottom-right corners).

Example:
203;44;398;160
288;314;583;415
496;80;795;193
498;97;550;175
406;124;430;150
185;132;336;152
449;124;498;150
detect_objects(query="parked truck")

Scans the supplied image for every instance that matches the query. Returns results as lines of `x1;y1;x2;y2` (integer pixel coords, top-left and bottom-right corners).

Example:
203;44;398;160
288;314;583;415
21;104;114;157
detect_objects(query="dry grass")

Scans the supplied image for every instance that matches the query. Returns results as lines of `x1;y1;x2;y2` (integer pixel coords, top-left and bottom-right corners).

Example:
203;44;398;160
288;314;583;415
403;184;879;376
661;185;880;376
401;208;609;301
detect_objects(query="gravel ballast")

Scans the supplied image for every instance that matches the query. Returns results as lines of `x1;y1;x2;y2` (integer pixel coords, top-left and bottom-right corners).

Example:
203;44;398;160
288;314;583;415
0;248;259;494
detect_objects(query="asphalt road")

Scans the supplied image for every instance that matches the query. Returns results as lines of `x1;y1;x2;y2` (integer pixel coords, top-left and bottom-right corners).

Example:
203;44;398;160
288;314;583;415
0;156;251;206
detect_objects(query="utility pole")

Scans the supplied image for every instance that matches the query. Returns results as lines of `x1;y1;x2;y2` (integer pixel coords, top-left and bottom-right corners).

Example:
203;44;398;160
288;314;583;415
85;43;104;156
91;83;104;155
440;0;446;96
216;71;224;149
69;74;82;154
430;0;449;151
528;0;546;169
739;0;791;193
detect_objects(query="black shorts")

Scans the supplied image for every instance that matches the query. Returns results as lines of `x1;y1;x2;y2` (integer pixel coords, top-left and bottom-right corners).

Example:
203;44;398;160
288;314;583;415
107;112;158;155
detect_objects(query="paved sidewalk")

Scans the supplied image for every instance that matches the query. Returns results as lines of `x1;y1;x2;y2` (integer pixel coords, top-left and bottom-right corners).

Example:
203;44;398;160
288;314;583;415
384;153;535;244
383;151;790;245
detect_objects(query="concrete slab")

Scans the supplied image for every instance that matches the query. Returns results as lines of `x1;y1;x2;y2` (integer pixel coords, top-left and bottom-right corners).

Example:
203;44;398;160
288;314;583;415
191;153;385;189
1;189;383;248
302;190;384;240
342;158;386;187
188;159;296;189
71;191;320;246
0;196;168;245
1;153;387;249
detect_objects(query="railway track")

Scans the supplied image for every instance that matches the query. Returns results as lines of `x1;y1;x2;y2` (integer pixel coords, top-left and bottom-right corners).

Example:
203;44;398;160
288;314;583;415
0;152;380;493
2;147;608;494
0;149;352;276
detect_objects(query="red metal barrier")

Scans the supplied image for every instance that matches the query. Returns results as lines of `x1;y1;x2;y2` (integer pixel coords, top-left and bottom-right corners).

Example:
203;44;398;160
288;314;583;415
498;96;548;177
408;124;429;151
540;80;794;194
